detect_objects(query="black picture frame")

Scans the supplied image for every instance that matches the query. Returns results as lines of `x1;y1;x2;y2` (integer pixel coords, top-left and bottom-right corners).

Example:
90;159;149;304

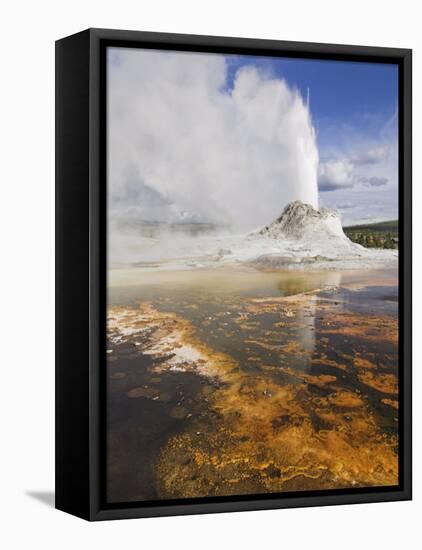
55;28;412;521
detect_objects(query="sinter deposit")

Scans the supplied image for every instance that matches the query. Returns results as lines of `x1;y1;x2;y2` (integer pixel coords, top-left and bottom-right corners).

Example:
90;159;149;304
110;201;398;275
249;201;390;268
242;201;397;270
257;201;346;241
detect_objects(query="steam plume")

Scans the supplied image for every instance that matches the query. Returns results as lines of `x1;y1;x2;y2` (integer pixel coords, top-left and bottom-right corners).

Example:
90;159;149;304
108;48;319;232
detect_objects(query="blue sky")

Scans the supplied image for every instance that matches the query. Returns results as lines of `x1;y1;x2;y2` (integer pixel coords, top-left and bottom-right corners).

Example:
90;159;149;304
225;55;398;145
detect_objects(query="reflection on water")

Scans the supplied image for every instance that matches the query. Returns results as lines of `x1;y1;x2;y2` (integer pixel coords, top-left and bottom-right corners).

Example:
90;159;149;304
109;266;344;299
107;268;399;502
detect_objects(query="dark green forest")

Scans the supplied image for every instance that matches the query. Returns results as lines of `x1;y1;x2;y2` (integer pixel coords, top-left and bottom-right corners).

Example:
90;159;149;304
344;220;398;249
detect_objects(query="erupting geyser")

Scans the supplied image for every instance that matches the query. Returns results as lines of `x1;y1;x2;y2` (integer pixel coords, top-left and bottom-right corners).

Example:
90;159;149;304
108;52;319;233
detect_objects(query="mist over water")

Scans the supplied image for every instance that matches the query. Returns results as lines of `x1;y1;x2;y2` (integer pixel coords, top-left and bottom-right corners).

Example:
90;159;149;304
108;48;319;264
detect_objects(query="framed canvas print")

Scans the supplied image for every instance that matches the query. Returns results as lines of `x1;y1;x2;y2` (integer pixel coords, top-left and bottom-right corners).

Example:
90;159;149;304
55;28;412;521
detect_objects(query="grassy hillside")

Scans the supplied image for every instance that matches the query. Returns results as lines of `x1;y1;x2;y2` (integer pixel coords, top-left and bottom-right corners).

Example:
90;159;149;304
343;220;398;249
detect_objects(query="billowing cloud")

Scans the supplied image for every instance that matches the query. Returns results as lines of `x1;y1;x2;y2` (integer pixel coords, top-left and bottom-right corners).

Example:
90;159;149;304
108;48;319;231
319;143;395;193
353;145;389;165
360;176;388;187
318;159;355;191
318;160;390;192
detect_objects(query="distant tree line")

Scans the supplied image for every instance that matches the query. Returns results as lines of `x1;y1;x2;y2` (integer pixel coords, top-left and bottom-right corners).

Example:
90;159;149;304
343;220;398;249
344;229;399;249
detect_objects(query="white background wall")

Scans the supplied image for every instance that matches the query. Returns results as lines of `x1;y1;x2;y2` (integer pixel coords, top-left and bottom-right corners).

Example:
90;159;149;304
0;1;419;547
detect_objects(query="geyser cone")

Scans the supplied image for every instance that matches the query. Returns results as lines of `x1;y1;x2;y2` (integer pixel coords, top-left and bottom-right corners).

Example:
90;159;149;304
257;201;348;241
